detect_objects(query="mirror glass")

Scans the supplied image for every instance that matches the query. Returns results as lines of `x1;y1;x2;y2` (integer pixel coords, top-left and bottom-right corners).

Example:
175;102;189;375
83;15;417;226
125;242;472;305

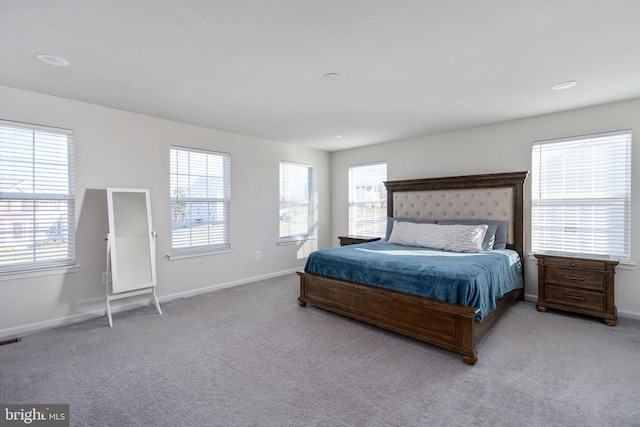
107;189;155;294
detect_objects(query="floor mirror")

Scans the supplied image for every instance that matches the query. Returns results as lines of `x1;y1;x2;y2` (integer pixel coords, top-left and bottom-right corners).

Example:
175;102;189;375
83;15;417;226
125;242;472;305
105;188;161;326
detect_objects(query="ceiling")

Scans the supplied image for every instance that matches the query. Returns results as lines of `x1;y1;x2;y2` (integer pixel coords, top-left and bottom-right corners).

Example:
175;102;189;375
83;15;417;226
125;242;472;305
2;1;640;152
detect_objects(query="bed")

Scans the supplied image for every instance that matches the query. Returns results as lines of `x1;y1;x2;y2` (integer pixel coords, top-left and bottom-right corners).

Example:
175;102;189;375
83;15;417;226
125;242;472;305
297;171;528;365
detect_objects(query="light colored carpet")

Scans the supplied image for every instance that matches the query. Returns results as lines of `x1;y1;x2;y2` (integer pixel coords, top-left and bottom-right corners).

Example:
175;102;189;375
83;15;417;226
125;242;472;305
1;273;639;426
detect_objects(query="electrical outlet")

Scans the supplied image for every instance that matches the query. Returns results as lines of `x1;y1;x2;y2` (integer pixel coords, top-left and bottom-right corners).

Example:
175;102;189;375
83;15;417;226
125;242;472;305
101;272;108;284
256;250;261;259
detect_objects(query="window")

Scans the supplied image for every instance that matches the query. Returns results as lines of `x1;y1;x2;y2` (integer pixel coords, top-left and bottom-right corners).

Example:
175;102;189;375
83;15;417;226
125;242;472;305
279;162;314;241
349;162;387;237
170;146;230;257
532;130;631;261
0;120;75;274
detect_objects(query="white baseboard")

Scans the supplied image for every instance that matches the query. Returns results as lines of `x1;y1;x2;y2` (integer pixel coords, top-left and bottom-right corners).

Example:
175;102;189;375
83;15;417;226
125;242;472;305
0;310;108;341
157;267;301;303
0;268;302;340
617;309;640;321
4;271;638;340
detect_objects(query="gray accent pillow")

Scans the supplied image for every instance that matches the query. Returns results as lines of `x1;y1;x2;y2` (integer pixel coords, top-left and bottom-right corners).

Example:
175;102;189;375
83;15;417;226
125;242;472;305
437;219;509;250
386;217;436;240
389;222;488;252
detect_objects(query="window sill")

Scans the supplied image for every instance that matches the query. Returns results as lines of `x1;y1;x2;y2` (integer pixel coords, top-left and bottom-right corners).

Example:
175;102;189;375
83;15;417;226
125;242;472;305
0;264;80;281
168;248;233;261
278;237;316;246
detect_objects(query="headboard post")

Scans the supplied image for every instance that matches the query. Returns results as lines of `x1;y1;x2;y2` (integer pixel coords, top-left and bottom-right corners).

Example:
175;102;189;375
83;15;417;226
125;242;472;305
384;171;529;259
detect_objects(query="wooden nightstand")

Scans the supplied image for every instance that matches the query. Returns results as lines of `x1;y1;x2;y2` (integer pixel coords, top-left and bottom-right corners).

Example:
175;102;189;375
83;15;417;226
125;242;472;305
338;235;381;246
535;254;618;326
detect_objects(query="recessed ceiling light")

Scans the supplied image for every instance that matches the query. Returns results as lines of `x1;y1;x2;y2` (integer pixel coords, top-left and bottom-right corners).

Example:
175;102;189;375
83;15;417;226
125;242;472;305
324;72;340;81
553;80;578;90
36;54;69;67
335;135;343;139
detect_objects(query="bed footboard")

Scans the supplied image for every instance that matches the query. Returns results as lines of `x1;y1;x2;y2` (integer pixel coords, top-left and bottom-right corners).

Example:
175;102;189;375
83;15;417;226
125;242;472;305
298;271;486;365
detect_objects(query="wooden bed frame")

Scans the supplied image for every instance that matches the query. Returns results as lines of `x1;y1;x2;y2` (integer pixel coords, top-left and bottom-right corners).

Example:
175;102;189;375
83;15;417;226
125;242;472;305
298;171;528;365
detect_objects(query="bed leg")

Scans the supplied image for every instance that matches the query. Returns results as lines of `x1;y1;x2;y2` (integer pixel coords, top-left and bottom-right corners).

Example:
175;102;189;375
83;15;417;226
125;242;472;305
462;354;477;365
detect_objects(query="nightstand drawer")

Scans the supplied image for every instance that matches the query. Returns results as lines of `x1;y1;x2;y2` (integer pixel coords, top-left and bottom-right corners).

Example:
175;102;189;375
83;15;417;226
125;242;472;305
544;284;606;311
541;256;610;271
544;267;606;291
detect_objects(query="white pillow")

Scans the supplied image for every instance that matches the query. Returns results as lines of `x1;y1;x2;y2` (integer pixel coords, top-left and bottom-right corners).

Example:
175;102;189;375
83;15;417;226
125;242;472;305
388;221;488;253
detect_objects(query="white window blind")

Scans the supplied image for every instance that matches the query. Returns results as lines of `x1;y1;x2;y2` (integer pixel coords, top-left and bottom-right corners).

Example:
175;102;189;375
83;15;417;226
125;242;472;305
349;162;387;237
532;130;631;261
279;162;314;241
170;146;230;256
0;120;75;273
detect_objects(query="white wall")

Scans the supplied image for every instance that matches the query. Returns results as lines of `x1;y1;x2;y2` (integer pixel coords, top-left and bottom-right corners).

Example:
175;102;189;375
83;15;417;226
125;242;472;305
2;84;638;335
331;97;640;318
0;85;331;337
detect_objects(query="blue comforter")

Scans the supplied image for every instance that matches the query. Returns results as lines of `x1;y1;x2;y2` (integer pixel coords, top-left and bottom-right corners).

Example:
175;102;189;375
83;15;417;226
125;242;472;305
304;240;523;322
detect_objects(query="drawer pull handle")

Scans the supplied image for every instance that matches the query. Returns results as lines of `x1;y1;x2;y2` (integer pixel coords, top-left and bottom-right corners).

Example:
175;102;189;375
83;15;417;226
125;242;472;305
563;294;585;301
562;275;585;281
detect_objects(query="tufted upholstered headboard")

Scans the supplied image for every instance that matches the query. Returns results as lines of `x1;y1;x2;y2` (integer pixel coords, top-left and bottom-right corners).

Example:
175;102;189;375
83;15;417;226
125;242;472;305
384;171;528;257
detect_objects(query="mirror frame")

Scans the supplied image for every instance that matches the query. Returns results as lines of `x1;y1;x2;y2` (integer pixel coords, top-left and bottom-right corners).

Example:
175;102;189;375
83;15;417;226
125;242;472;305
106;188;156;294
